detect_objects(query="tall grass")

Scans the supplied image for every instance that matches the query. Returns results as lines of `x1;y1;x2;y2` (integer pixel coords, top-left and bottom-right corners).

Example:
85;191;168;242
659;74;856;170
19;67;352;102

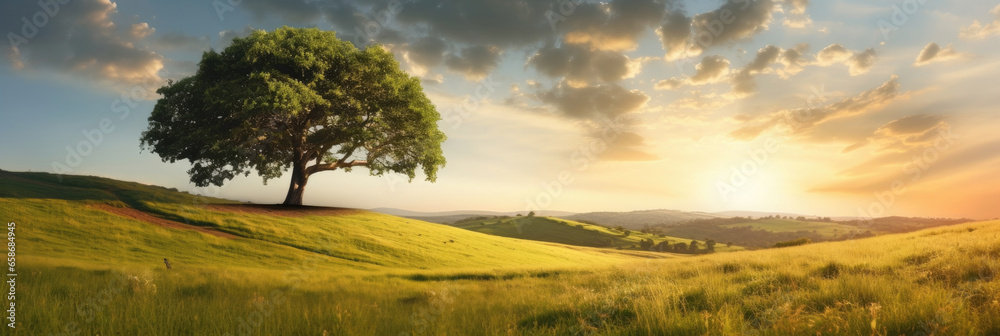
15;221;1000;335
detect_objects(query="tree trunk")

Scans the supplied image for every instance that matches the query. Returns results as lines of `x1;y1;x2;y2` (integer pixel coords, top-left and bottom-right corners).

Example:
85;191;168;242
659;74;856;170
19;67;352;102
282;160;310;206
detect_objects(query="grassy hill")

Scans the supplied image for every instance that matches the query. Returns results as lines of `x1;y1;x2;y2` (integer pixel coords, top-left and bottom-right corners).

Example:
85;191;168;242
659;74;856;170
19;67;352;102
1;171;662;275
561;209;720;229
5;170;1000;335
451;215;744;252
720;218;858;237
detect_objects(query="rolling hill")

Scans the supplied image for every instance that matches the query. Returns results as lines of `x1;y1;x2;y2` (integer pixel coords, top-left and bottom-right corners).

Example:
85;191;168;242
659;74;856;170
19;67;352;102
0;171;661;274
370;208;576;224
448;215;744;252
560;209;721;229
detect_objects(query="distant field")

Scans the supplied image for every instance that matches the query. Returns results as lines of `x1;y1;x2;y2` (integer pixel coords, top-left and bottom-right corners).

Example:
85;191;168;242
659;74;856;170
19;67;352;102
721;218;859;237
452;216;744;252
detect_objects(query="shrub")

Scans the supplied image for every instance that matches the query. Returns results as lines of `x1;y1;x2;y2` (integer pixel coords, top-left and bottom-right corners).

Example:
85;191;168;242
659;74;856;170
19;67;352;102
772;237;811;248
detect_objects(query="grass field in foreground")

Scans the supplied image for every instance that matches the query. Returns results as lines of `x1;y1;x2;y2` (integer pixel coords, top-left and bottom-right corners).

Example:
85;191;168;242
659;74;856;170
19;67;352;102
15;219;1000;335
3;171;999;335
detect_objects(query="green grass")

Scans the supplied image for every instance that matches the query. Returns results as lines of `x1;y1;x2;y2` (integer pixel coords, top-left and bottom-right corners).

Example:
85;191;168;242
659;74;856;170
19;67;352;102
453;216;744;252
2;171;657;274
4;171;999;335
721;218;859;237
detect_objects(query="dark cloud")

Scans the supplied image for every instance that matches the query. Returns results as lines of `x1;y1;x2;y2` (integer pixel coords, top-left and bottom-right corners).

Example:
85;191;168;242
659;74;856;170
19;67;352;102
528;44;639;86
689;0;775;54
443;45;502;80
730;76;902;140
729;44;809;96
1;0;163;92
657;10;693;60
407;36;448;68
393;0;555;46
913;42;960;66
689;55;731;84
536;81;649;120
744;44;782;73
560;0;668;51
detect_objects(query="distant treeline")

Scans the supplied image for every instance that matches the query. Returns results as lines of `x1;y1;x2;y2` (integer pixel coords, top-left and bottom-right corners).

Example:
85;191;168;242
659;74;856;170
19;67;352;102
639;216;972;250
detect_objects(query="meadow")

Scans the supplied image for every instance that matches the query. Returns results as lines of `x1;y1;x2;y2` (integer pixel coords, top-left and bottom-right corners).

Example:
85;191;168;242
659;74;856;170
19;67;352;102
3;171;999;335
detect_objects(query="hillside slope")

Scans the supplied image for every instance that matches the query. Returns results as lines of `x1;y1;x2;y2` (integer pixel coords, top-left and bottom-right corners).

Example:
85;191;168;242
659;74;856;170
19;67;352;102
561;209;720;229
0;171;661;273
451;216;743;252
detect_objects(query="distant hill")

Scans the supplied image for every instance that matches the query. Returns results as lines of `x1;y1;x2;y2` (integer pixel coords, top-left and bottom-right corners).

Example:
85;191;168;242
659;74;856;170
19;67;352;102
370;208;577;224
449;215;743;253
559;209;720;229
711;210;819;219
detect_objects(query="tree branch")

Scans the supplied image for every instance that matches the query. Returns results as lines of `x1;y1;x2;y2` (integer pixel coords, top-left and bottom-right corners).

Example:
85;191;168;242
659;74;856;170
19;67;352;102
304;160;368;175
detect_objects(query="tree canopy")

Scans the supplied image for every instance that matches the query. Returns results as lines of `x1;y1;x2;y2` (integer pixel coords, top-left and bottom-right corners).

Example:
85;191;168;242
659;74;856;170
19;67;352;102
141;26;446;205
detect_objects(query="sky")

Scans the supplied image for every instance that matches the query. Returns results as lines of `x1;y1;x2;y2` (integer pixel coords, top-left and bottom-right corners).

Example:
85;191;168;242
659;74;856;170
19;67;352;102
1;0;999;219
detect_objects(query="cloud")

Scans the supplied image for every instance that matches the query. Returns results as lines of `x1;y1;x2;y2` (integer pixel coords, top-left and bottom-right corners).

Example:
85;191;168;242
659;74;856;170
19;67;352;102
689;0;775;54
960;4;1000;39
816;44;877;76
667;91;734;110
656;0;777;60
728;44;808;96
153;33;211;53
657;10;693;61
217;26;257;49
689;55;731;84
560;0;668;52
130;23;155;39
730;76;903;140
654;78;683;90
443;45;502;81
780;0;812;28
1;0;163;92
744;44;783;73
528;44;642;86
778;43;810;77
392;0;557;46
241;0;321;22
816;44;852;65
658;55;730;90
913;42;960;66
406;36;448;68
535;81;650;120
599;131;660;161
842;114;949;153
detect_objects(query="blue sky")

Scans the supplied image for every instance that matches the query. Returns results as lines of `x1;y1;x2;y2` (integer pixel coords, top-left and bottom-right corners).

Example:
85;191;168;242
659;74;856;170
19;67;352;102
2;0;999;218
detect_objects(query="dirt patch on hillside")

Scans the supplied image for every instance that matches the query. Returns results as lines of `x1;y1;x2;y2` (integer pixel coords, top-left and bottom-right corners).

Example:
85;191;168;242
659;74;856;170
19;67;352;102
206;204;362;217
91;204;238;239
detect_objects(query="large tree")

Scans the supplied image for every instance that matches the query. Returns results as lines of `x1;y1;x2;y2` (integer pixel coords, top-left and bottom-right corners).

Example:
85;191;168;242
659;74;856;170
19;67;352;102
141;27;446;205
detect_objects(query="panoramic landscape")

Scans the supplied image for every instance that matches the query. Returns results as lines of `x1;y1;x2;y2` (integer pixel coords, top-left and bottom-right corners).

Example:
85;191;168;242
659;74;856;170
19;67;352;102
1;0;999;335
